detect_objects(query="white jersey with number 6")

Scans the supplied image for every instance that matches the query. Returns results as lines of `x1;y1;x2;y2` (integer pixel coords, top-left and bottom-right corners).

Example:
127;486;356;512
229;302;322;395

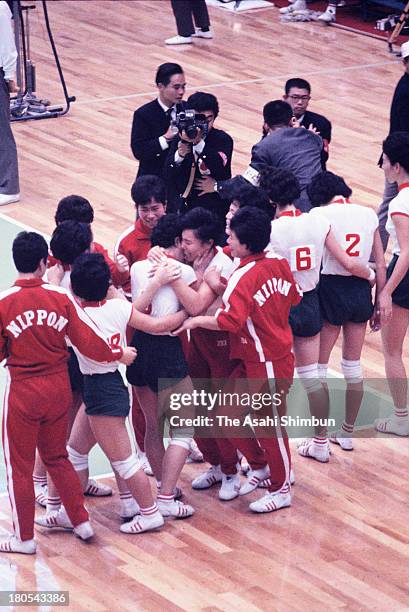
310;203;378;276
268;211;330;292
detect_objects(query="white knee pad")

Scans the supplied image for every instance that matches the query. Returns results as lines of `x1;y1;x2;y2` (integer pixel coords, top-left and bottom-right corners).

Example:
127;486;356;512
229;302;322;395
317;363;328;381
111;454;142;480
169;437;192;451
67;445;89;472
341;359;362;384
296;364;322;394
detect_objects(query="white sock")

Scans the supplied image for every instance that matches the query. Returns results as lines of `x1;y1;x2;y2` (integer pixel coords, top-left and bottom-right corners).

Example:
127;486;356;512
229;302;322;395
46;496;61;515
394;407;409;421
341;421;354;436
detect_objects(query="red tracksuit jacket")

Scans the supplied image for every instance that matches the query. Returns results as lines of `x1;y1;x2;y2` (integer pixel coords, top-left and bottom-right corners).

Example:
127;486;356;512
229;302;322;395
216;252;302;362
0;278;123;381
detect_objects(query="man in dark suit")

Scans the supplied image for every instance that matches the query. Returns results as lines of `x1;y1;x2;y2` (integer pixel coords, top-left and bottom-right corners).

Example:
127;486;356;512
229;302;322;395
164;92;233;221
130;63;186;178
284;77;332;170
377;41;409;250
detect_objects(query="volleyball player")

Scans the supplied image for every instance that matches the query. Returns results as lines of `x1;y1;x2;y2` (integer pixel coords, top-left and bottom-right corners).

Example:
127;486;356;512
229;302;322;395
374;132;409;436
305;171;388;458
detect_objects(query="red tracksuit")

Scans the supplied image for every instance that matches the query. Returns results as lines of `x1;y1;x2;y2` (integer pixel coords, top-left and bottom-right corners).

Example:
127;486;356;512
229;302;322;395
215;252;302;491
0;278;123;541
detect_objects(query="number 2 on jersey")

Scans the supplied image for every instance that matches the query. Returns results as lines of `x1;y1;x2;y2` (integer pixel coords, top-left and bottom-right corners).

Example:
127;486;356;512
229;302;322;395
289;245;316;272
345;233;361;257
109;333;121;346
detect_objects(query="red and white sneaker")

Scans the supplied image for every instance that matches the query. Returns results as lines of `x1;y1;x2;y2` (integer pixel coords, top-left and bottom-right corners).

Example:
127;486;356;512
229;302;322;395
375;415;409;437
35;483;48;508
297;438;330;463
239;465;270;496
249;487;292;514
34;507;73;530
120;511;164;534
157;499;195;519
85;479;112;497
219;473;241;501
0;535;36;554
191;465;222;489
74;521;94;541
329;430;354;450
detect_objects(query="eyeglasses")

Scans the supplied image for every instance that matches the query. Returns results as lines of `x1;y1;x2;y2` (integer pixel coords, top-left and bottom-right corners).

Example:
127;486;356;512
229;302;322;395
287;95;310;102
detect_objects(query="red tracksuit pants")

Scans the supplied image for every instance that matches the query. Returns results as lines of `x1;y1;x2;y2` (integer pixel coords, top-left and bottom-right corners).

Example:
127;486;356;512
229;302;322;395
188;328;267;475
217;357;294;491
2;370;89;541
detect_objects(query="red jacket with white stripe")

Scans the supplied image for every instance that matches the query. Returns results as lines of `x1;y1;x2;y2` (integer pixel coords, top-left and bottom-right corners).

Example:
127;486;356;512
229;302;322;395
0;279;123;381
216;253;302;362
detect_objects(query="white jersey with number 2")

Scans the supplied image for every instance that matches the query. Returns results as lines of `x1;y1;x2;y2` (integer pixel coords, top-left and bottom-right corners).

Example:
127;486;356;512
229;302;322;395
310;202;378;276
268;211;330;292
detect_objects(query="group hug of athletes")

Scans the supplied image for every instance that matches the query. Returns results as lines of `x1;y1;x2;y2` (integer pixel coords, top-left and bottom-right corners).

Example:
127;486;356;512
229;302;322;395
1;124;409;556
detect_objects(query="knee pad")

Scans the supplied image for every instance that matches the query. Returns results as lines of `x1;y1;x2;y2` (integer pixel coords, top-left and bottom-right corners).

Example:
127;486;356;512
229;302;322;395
341;359;362;384
111;454;142;480
169;437;192;451
317;363;328;381
296;364;322;394
67;445;89;472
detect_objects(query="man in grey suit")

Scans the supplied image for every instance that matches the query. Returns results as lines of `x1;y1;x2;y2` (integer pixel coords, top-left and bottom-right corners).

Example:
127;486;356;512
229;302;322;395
0;0;19;206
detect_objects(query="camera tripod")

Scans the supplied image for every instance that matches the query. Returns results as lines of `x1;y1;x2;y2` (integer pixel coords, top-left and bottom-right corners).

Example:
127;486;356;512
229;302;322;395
10;0;75;122
387;1;409;54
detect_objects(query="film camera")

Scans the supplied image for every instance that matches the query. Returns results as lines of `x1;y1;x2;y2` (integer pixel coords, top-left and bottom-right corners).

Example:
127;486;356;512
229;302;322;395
175;109;209;141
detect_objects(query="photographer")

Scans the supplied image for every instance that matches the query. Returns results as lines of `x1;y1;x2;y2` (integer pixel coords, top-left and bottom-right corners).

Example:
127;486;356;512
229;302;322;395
164;92;233;220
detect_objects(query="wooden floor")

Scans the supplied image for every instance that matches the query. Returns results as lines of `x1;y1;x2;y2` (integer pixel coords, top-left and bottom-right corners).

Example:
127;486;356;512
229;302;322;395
1;1;409;609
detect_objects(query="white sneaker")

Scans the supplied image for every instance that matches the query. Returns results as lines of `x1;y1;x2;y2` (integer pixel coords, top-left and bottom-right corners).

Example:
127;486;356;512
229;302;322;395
34;507;73;530
258;468;295;488
375;415;409;437
0;193;19;206
192;28;213;39
192;465;222;490
249;488;292;513
165;35;193;45
120;498;140;520
157;499;195;519
279;0;307;14
85;479;112;497
186;439;204;463
120;511;164;534
0;535;36;554
329;430;354;450
219;473;241;501
239;465;270;496
35;483;47;508
297;439;330;463
318;9;336;22
74;521;94;541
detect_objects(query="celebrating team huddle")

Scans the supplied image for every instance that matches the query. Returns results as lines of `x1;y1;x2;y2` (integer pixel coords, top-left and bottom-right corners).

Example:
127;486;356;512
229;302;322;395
0;131;408;555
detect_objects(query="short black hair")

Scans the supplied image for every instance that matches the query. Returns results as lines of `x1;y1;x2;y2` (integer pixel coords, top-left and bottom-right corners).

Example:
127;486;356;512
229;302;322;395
131;175;166;208
55;195;94;225
263;100;293;129
307;171;352;208
230;207;271;254
230;183;274;219
70;253;110;302
181;207;223;245
50;221;92;265
259;166;301;207
382;131;409;174
155;62;184;87
285;78;311;95
151;214;182;248
187;92;219;118
12;231;48;273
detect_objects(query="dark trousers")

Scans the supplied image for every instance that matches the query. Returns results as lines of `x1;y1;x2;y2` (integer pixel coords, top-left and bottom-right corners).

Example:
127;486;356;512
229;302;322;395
170;0;210;37
0;68;19;195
